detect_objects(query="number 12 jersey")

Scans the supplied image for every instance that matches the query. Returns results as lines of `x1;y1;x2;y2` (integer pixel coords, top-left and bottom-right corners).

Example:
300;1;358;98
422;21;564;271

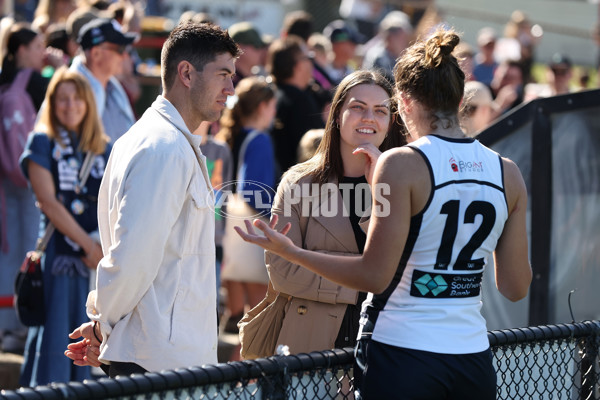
363;135;509;354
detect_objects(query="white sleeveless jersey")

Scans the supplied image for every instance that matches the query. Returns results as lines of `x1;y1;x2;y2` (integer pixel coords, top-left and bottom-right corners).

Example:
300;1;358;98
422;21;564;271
362;135;509;354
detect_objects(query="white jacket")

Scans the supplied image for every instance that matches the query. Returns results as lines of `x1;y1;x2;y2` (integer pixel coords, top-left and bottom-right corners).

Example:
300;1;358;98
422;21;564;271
87;96;218;372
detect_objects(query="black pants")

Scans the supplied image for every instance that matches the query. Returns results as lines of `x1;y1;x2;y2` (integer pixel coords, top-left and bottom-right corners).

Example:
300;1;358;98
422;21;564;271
100;361;147;378
360;340;496;400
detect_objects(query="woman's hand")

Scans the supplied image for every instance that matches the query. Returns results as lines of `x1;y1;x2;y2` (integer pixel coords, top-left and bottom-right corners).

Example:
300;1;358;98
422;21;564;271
353;143;382;184
82;241;103;270
234;215;294;257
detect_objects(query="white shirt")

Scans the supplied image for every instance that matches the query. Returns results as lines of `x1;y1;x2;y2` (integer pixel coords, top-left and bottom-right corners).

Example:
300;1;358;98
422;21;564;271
87;95;218;371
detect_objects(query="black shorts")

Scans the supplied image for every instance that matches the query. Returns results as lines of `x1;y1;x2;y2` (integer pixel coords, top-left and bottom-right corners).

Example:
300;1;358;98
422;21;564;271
359;340;496;400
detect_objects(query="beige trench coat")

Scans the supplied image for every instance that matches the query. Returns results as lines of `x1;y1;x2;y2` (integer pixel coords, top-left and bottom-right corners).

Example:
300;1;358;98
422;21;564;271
266;173;366;354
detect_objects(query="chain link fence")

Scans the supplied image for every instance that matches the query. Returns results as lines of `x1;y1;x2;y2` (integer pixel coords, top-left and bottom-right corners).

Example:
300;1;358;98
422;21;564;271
2;321;598;399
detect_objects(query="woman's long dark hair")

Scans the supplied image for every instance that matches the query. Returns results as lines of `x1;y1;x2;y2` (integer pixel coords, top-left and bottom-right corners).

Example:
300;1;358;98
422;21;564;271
0;23;38;85
287;69;407;186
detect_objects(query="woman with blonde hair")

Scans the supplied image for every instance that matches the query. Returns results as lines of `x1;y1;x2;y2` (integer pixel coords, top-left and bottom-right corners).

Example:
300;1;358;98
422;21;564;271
19;66;111;386
237;28;531;399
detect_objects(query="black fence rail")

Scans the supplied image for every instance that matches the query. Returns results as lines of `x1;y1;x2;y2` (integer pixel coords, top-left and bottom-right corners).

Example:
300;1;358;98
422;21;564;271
2;320;599;400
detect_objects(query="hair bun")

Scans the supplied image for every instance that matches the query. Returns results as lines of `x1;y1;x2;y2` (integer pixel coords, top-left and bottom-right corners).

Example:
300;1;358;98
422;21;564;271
424;30;460;68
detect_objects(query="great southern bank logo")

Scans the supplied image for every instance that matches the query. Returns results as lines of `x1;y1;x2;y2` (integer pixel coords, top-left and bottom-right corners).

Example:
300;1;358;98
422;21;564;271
414;274;448;296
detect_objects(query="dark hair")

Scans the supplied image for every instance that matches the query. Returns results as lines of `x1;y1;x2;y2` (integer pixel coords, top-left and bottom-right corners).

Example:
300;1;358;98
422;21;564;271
160;22;241;91
267;35;304;84
216;76;276;149
282;11;313;42
289;69;406;185
394;27;464;130
0;23;39;85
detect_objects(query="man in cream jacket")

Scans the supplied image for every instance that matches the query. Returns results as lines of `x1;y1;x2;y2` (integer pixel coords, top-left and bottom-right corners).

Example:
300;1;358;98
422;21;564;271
65;23;240;377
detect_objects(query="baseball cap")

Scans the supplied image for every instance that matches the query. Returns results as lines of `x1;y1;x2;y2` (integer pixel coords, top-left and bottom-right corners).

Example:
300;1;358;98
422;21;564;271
379;11;413;33
229;22;266;48
323;20;365;44
464;81;497;110
549;53;572;69
78;18;138;50
477;27;497;47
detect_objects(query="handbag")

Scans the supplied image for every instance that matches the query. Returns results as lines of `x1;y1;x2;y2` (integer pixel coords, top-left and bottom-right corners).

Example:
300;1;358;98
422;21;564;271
238;183;311;359
238;281;290;359
13;151;95;326
221;129;270;284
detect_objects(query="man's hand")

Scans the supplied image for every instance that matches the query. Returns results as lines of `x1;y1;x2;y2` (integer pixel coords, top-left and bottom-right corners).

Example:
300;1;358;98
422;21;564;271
64;321;103;367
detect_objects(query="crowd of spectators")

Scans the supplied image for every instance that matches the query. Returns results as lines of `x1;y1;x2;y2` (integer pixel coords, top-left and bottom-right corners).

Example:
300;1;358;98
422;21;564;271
0;0;598;389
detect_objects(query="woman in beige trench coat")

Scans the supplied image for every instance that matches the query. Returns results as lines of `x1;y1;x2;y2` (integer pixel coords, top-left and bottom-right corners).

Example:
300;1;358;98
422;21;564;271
266;70;405;354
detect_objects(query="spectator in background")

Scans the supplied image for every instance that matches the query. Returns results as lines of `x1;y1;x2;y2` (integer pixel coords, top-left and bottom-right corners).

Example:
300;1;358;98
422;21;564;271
268;35;324;178
195;121;233;303
297;128;324;163
42;23;75;78
46;23;78;59
216;76;277;340
65;6;100;45
307;33;335;91
19;67;110;387
280;10;313;42
0;23;54;110
0;23;58;355
453;41;475;82
460;80;497;137
339;0;386;39
229;22;267;87
108;0;144;111
489;59;524;119
473;27;498;87
178;11;214;26
70;18;137;142
525;53;573;101
0;23;64;353
497;10;542;84
281;11;336;99
362;10;413;82
32;0;77;34
322;19;364;85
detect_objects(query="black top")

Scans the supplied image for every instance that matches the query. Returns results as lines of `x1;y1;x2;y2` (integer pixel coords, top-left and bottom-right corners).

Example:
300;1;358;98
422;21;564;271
270;83;324;178
335;175;369;348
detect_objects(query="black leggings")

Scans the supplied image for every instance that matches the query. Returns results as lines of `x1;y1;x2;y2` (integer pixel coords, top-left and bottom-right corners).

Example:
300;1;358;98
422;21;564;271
360;340;496;400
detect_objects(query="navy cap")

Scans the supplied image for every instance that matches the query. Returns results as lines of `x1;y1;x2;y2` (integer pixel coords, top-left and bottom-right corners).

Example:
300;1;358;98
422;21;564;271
549;53;572;68
78;18;138;50
323;20;365;44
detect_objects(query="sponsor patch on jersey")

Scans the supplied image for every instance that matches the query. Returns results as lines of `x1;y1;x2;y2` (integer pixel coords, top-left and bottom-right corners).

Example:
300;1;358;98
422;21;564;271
410;269;483;298
448;157;484;173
